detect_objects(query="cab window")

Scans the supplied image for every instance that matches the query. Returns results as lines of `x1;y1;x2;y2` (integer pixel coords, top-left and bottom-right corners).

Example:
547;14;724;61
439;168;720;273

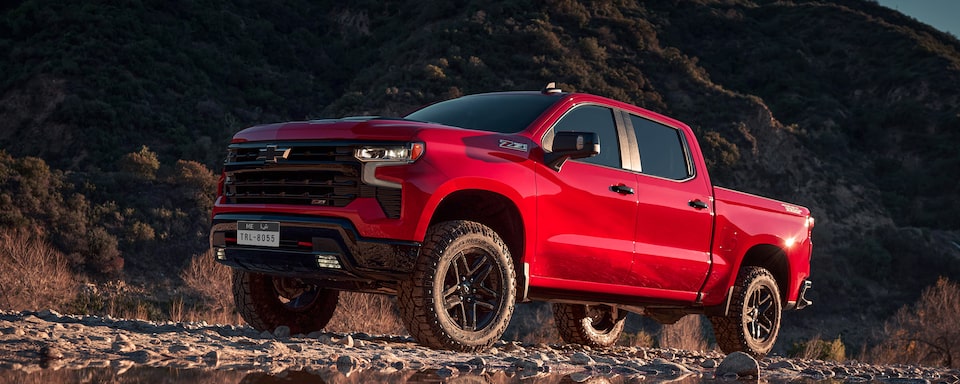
630;114;691;180
551;105;621;168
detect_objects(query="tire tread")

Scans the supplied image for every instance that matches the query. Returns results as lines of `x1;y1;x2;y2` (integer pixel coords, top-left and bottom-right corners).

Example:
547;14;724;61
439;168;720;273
233;270;339;334
709;266;781;357
398;220;515;352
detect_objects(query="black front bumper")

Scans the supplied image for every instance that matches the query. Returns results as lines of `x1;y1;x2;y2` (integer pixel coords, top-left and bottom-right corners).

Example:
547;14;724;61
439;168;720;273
210;213;420;282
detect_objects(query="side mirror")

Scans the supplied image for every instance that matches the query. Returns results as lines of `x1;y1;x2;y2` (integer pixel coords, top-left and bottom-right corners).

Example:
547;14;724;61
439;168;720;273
544;131;600;171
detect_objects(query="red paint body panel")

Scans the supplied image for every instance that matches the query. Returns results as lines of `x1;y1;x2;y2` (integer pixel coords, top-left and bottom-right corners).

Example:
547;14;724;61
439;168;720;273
211;90;813;313
702;187;813;306
532;160;638;285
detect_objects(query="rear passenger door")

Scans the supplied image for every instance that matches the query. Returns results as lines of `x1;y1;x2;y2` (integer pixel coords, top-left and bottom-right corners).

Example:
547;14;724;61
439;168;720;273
625;114;713;294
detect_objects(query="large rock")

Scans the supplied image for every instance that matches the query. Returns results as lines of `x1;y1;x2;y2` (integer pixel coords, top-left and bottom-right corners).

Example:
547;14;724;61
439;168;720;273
644;358;692;374
716;352;760;379
570;352;595;365
273;325;291;338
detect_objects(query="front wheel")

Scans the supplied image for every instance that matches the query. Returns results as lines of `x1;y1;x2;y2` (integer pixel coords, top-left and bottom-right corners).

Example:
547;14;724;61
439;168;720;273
709;266;782;357
233;270;339;334
553;303;625;347
398;220;516;352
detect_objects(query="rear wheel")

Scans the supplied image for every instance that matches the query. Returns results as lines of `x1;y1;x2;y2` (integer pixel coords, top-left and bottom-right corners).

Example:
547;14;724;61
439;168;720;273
233;270;339;334
709;266;781;357
553;303;625;347
398;220;516;352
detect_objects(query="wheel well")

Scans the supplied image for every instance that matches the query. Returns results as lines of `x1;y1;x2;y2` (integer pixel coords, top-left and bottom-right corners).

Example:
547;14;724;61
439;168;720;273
429;190;525;275
739;244;789;302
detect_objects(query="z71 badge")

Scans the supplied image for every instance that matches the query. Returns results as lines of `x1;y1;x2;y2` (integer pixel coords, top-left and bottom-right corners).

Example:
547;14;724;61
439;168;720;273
498;139;529;152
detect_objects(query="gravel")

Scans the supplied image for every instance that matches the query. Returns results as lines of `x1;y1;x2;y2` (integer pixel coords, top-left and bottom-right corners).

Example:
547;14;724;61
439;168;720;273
1;309;958;382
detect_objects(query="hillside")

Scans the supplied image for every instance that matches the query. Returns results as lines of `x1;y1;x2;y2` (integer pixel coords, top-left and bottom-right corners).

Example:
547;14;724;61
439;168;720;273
1;0;959;353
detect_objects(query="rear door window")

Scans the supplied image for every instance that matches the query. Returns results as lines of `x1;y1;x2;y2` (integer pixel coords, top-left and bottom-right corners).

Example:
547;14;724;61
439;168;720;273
629;115;692;180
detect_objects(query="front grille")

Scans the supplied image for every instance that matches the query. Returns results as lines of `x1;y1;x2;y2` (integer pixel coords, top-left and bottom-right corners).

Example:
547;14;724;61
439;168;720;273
223;141;402;217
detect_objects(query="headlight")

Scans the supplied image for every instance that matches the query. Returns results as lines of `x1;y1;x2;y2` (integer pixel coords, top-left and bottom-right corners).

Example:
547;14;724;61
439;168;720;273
354;143;425;163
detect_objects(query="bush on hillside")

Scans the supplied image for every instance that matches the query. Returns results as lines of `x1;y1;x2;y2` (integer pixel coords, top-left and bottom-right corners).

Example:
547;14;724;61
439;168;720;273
119;145;160;181
865;277;960;368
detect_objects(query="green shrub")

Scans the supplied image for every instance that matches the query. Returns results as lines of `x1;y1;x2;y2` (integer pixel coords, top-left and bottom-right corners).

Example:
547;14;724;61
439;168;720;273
119;145;160;180
789;335;846;362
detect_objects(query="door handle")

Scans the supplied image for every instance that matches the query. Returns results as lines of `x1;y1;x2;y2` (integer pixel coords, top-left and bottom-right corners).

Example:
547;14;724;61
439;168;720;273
610;184;635;195
688;199;709;210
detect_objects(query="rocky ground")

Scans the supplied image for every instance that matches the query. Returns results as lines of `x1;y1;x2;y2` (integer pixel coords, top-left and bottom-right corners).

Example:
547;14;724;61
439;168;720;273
0;309;957;383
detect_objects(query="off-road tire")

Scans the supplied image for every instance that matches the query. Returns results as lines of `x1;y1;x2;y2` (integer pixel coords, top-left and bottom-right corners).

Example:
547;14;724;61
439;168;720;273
553;303;625;347
709;266;782;357
233;269;339;334
397;220;516;352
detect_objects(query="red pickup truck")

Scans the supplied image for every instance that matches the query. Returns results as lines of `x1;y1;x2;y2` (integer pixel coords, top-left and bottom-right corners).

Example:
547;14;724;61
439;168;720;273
210;84;813;356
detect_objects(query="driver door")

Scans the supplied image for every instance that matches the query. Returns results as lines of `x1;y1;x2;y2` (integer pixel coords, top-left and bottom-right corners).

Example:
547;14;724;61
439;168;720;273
533;105;639;285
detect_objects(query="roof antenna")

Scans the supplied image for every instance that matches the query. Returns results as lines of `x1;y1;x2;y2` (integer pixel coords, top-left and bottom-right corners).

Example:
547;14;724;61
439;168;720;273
541;82;562;94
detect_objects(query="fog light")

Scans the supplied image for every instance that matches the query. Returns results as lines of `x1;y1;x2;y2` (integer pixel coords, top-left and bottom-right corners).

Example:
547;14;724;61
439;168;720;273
316;254;342;269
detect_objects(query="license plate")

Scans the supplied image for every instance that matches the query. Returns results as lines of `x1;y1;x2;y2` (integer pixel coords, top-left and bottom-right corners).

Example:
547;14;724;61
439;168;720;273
237;221;280;247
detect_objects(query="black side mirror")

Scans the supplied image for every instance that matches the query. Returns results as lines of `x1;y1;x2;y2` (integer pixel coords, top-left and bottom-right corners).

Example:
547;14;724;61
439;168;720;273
544;131;600;171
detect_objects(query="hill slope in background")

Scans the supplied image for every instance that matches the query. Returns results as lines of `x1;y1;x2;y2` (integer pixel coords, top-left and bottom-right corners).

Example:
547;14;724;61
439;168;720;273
1;0;959;350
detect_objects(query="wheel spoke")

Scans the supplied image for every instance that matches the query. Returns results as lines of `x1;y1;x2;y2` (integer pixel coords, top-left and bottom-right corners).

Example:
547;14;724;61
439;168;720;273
454;301;467;328
445;294;463;310
450;252;466;283
476;300;495;310
758;321;771;335
467;301;478;331
442;284;460;298
746;289;776;340
757;293;772;311
760;309;774;324
477;286;498;298
471;259;493;282
759;315;774;336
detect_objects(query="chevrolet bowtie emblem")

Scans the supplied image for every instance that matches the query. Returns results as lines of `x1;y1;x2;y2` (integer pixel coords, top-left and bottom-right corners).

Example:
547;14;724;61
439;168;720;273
257;145;291;163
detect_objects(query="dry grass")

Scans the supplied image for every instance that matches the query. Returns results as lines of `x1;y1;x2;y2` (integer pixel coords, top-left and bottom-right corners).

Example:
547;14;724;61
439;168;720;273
620;330;655;348
658;314;708;352
0;230;78;311
790;335;846;361
517;303;560;344
501;302;560;345
326;292;406;335
63;280;166;321
108;299;152;321
169;295;185;322
179;250;238;324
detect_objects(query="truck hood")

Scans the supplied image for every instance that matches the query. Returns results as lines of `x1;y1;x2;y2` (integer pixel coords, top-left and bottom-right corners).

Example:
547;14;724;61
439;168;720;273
233;117;438;142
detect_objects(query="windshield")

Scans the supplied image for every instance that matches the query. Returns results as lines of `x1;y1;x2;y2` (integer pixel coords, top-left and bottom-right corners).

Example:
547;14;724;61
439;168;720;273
404;93;561;133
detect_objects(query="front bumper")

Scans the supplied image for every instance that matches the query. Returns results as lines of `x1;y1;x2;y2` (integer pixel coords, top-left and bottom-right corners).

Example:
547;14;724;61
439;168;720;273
210;213;420;282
